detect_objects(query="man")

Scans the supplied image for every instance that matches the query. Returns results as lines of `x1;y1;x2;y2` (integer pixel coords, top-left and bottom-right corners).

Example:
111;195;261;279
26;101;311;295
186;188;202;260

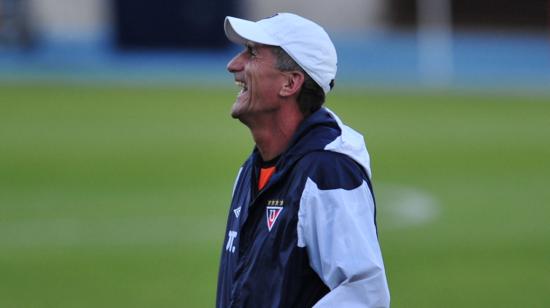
217;13;390;308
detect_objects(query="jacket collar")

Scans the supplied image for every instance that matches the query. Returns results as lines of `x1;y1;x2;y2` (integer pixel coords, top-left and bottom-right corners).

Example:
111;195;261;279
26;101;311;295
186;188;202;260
251;107;341;174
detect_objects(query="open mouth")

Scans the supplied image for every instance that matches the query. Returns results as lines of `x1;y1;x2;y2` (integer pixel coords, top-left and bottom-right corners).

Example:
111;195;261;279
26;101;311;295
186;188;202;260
235;80;248;95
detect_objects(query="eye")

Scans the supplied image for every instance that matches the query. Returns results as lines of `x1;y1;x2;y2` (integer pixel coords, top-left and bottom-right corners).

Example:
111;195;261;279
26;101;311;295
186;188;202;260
247;46;257;57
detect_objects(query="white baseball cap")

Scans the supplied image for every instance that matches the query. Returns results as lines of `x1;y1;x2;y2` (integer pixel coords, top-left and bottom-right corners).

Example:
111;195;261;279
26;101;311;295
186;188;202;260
224;13;337;94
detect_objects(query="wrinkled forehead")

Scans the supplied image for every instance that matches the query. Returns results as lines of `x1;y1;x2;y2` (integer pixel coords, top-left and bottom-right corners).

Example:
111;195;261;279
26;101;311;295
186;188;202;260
244;43;278;57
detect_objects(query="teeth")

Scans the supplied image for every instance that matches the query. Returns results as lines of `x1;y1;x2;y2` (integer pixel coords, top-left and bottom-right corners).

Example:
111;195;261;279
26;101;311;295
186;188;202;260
235;81;247;91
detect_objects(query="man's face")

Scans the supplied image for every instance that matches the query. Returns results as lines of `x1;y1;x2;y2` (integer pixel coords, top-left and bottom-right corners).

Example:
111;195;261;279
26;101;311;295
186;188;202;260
227;43;285;121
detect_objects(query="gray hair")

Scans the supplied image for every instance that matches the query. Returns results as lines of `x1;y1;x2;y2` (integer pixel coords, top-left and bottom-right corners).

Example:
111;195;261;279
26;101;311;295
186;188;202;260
270;46;329;116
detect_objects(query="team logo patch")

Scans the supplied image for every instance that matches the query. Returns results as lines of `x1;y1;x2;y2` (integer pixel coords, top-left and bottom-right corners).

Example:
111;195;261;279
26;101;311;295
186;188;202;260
233;206;241;219
266;206;283;231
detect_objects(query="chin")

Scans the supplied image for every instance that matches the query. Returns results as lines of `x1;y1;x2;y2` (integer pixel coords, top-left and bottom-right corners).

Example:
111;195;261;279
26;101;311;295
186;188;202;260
231;107;255;127
230;102;243;119
230;110;241;119
230;97;250;118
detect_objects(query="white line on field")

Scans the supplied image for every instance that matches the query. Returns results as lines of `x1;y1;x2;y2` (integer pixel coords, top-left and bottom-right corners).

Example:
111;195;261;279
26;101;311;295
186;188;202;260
376;184;440;229
0;184;438;248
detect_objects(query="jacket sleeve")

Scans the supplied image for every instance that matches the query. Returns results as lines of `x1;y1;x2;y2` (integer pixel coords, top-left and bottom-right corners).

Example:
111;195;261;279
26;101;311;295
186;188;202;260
297;177;390;308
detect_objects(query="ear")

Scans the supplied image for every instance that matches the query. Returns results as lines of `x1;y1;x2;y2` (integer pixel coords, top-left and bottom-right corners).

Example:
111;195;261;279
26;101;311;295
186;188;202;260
279;71;305;97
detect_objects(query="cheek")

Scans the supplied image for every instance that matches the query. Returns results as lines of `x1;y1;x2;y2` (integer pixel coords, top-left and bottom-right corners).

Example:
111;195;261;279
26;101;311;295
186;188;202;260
245;60;282;102
250;71;280;95
249;74;263;97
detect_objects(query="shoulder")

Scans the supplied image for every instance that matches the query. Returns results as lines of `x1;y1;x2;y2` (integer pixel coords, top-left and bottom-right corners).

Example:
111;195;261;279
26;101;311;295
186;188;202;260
295;151;369;191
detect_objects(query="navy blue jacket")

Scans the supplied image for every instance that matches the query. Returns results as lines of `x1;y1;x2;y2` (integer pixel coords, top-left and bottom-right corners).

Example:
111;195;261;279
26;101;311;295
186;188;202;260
216;108;390;308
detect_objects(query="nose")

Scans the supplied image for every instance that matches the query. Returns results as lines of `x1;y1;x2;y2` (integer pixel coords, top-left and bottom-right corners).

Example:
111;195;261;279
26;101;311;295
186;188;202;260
227;50;246;73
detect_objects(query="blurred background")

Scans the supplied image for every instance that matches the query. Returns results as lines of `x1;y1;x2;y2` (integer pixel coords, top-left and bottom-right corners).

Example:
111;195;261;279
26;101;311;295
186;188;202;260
1;0;549;307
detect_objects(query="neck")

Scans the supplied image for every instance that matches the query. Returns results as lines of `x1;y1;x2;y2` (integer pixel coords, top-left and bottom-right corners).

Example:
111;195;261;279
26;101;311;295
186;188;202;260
244;107;304;161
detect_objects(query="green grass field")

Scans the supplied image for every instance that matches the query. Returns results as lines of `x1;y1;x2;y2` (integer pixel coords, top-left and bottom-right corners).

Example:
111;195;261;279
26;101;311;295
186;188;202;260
1;83;549;307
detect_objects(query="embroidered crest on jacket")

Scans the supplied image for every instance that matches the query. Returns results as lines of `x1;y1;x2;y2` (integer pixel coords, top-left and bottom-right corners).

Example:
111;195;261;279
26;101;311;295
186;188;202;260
266;206;283;231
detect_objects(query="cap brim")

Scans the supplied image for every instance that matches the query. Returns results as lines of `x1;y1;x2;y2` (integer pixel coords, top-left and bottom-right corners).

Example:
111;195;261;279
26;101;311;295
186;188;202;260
224;16;280;46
